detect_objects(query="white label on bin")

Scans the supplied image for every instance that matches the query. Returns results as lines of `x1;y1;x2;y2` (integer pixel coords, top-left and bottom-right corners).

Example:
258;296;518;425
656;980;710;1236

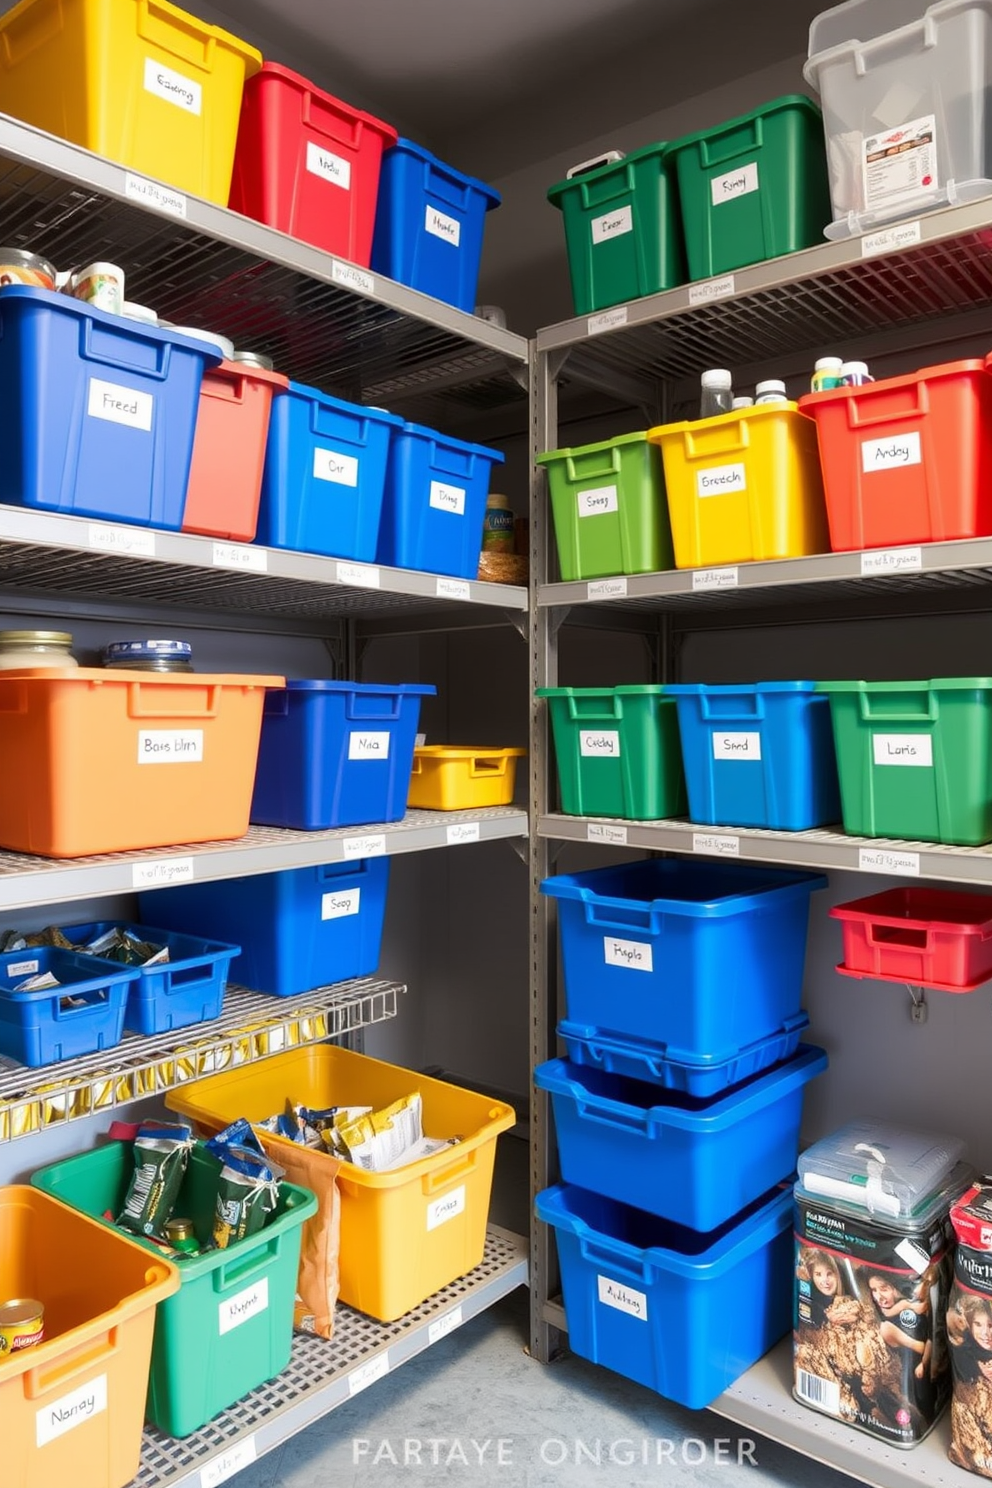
427;1185;466;1230
307;141;352;190
587;306;628;336
343;833;387;859
87;378;154;432
447;821;481;845
693;831;740;857
863;114;938;215
425;205;461;246
860;546;923;576
36;1374;107;1446
132;856;195;888
712;731;761;761
138;729;204;764
795;1369;841;1415
200;1438;258;1487
437;577;471;600
322;887;361;919
89;522;157;557
314;449;360;487
580;730;620;758
349;731;391;760
604;936;653;972
687;274;735;306
862;220;922;258
8;959;38;976
577;484;618;518
587;822;628;845
597;1275;647;1320
710;161;759;206
144;58;202;114
212;541;267;573
872;733;933;767
336;561;381;588
218;1277;269;1336
332;260;375;295
692;565;738;591
862;432;922;474
428;1305;464;1345
697;463;746;497
858;847;920;876
587;577;628;601
591;205;633;245
429;480;466;516
349;1352;390;1395
124;171;188;219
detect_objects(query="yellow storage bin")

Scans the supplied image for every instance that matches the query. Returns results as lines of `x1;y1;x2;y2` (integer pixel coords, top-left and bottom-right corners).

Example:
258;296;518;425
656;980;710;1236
166;1044;515;1322
408;745;526;811
647;404;828;569
0;0;261;205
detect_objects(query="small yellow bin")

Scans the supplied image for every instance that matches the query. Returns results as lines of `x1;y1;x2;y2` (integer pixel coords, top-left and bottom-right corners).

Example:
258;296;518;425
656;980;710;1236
167;1044;515;1322
0;0;261;205
647;404;828;569
407;745;526;811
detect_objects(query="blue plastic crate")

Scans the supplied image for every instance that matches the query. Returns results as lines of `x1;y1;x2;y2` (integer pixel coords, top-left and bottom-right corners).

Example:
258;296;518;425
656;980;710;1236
535;1182;793;1409
667;681;841;831
0;946;139;1066
255;382;403;560
60;922;240;1036
371;138;500;312
141;857;391;998
250;679;436;830
541;859;825;1062
535;1045;826;1232
0;285;221;527
557;1010;810;1097
377;423;505;579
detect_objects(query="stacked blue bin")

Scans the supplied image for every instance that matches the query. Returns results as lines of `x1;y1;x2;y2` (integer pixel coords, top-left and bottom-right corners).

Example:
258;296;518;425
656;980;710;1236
535;857;827;1409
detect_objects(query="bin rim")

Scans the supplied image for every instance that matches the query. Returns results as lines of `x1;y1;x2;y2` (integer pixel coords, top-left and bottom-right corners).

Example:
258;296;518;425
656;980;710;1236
804;0;992;86
539;860;828;916
556;1010;811;1071
385;138;501;207
797;358;990;409
536;684;669;698
60;919;242;966
394;422;506;462
536;430;654;464
0;284;223;364
246;60;397;142
0;667;286;687
815;677;992;692
274;678;437;696
283;381;405;424
829;885;992;929
665;680;823;696
646;402;810;442
413;744;526;757
546;139;676;204
664;94;823;161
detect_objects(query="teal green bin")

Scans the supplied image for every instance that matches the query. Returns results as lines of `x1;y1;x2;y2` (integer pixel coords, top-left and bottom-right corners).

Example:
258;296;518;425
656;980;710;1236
32;1140;317;1438
538;685;687;820
669;95;831;282
537;432;673;581
547;143;686;316
817;678;992;847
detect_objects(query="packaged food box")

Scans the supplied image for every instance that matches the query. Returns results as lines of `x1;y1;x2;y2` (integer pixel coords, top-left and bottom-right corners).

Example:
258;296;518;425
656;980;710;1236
948;1180;992;1478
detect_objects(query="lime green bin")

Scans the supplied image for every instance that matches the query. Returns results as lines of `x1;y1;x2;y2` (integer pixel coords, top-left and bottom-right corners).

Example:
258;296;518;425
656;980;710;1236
817;679;992;846
537;432;673;582
538;685;687;820
547;142;685;316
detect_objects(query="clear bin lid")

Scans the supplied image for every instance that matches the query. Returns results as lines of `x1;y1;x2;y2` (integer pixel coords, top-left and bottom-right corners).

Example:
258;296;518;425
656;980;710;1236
809;0;943;57
796;1120;966;1218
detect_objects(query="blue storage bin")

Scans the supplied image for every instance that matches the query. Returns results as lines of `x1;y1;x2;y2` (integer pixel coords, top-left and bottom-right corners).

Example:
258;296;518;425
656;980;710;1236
541;859;825;1062
60;922;240;1036
558;1010;810;1097
141;857;390;999
0;285;221;527
535;1182;793;1409
250;679;436;830
667;681;841;831
371;138;501;312
377;423;504;579
535;1045;826;1232
255;381;403;560
0;946;139;1066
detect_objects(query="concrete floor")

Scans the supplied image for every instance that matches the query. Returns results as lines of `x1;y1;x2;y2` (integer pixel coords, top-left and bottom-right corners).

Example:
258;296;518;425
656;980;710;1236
234;1286;860;1488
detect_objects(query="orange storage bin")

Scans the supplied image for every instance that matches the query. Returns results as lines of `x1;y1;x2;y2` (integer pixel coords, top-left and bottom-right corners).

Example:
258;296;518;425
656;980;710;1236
0;1185;178;1488
0;668;284;857
182;358;289;541
798;358;992;552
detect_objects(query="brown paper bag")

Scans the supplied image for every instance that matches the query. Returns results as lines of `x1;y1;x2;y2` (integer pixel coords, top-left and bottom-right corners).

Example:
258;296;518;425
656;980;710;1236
257;1132;341;1339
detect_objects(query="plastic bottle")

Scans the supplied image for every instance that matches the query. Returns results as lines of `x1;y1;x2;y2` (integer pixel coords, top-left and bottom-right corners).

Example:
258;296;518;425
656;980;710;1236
699;369;733;418
811;356;844;393
732;396;754;410
755;379;788;405
840;361;873;387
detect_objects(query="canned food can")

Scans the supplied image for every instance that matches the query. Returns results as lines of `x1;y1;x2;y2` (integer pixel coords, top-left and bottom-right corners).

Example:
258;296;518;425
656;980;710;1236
164;1217;200;1254
233;349;275;371
0;248;57;291
0;1298;44;1354
69;261;125;316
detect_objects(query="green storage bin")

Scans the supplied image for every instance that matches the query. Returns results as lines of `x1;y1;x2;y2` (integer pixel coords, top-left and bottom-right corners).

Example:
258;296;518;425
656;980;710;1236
669;95;831;281
32;1139;317;1438
538;685;687;820
546;143;686;316
817;679;992;846
537;433;673;582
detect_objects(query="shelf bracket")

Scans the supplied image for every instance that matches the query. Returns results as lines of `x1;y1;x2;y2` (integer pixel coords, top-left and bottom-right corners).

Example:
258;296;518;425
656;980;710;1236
907;984;929;1024
503;608;529;641
548;349;572;384
506;836;530;866
507;361;530;393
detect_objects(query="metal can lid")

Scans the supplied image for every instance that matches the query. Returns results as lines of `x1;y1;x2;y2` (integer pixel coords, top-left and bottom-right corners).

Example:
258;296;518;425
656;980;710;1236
0;1298;44;1326
233;349;274;371
0;630;72;648
104;639;193;663
165;1217;197;1241
0;247;56;279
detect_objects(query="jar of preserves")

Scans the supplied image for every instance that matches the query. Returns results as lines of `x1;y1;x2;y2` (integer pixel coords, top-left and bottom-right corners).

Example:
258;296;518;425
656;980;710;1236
103;639;193;673
0;248;56;290
0;631;76;669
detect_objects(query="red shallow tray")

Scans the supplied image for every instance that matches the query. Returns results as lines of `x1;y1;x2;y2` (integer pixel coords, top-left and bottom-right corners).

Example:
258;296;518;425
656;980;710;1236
830;886;992;990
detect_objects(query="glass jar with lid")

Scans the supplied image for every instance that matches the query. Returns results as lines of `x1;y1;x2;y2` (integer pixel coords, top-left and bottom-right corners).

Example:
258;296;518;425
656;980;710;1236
0;631;77;669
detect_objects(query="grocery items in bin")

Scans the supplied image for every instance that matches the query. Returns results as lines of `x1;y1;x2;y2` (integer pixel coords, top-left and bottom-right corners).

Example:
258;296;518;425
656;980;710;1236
0;945;140;1066
0;1297;44;1353
377;423;505;579
117;1121;195;1241
0;247;56;289
794;1121;968;1446
538;684;686;819
756;379;788;404
371;138;501;312
948;1180;992;1476
482;492;516;551
812;357;845;392
0;630;76;669
831;887;992;991
257;1091;459;1172
183;354;289;542
700;369;734;417
66;261;124;315
229;62;397;264
103;638;193;672
537;431;673;581
407;745;526;810
817;677;992;845
547;143;685;316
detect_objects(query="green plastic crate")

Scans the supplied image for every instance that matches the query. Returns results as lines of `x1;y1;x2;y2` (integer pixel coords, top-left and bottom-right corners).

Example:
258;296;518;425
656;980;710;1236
32;1139;317;1438
547;142;686;316
537;433;673;581
538;685;687;820
817;679;992;846
669;95;831;281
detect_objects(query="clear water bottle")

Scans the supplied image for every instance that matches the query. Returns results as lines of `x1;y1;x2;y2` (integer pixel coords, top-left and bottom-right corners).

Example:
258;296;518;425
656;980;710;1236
699;369;733;418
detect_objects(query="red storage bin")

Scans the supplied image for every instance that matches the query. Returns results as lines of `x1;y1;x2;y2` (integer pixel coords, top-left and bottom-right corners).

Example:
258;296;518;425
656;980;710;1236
229;63;397;266
183;358;289;541
831;887;992;992
798;359;992;552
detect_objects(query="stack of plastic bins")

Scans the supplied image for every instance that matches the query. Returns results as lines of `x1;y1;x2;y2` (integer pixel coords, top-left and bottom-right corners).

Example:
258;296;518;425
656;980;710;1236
537;431;673;581
537;685;686;821
536;857;827;1407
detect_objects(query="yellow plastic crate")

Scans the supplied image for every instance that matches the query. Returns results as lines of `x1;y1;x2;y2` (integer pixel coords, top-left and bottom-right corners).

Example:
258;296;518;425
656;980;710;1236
0;0;261;205
647;404;828;569
407;745;526;811
166;1044;515;1322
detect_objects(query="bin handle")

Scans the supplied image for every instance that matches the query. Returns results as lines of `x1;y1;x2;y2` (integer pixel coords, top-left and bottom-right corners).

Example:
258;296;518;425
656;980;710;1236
123;681;221;720
139;0;214;70
422;1149;478;1193
857;692;938;724
566;151;625;179
565;446;623;483
699;116;763;170
864;921;929;950
82;319;172;383
571;1098;650;1134
22;1327;123;1399
845;380;931;429
681;418;751;458
216;1232;281;1290
578;1238;651;1287
584;899;659;934
565;695;623;723
469;756;507;776
698;693;765;723
54;986;111;1018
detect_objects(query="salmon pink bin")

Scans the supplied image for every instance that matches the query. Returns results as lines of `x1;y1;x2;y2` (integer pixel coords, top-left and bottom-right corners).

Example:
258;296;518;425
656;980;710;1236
229;63;398;265
182;359;289;541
